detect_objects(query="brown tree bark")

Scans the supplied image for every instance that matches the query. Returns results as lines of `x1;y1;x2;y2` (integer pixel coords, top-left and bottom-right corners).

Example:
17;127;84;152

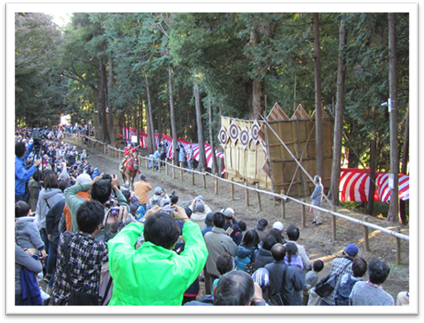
387;13;400;223
313;13;324;180
208;96;218;174
168;65;178;165
367;106;377;215
399;108;409;224
194;79;206;170
330;17;346;206
98;57;110;144
107;53;115;146
145;75;155;154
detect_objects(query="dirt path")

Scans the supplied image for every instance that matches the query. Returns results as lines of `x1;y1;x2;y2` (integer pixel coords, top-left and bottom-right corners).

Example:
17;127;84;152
69;136;409;302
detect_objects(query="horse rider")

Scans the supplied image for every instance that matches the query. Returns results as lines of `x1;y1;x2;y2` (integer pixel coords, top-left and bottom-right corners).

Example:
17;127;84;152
120;144;137;170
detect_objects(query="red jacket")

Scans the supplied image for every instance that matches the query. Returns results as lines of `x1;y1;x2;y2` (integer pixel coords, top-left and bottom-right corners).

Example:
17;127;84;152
125;147;136;156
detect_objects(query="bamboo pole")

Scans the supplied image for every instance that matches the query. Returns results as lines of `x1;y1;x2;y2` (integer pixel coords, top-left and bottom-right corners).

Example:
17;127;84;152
256;183;261;211
363;216;370;251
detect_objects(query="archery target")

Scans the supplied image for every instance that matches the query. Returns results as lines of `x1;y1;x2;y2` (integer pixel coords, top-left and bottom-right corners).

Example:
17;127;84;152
251;120;260;143
229;121;240;144
240;126;250;149
219;126;228;146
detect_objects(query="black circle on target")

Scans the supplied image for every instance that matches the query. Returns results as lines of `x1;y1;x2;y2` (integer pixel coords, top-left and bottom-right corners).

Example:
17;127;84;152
229;123;239;141
251;124;259;141
240;130;249;146
219;128;228;145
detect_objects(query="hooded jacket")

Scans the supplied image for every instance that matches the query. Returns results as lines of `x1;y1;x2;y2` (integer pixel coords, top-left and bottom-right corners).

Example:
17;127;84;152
107;221;208;305
35;188;64;230
15;217;44;250
236;245;259;271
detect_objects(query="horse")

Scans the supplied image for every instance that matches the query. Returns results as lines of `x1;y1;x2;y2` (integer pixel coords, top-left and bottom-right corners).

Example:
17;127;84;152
120;153;140;191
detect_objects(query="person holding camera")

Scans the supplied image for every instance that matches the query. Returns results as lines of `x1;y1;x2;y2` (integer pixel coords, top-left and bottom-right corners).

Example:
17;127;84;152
107;204;208;305
15;141;41;203
134;174;152;211
64;173;129;232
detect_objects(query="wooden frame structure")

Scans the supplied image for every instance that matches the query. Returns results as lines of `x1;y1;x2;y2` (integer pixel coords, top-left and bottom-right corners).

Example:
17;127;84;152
219;103;333;197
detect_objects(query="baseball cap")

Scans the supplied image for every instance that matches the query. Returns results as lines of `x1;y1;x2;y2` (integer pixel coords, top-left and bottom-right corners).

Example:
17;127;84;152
154;187;163;195
76;173;91;184
344;244;359;257
257;218;268;230
222;208;234;219
273;221;284;231
194;201;205;213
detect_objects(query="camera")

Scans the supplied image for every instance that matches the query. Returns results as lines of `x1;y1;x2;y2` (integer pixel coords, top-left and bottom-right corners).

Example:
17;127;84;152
102;174;112;181
110;207;120;216
105;198;115;208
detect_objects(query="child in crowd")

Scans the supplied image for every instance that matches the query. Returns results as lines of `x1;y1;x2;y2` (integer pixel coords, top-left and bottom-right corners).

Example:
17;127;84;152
303;260;324;305
334;257;368;305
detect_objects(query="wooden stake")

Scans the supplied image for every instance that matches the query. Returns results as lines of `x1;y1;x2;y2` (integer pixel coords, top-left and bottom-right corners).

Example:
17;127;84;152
166;161;168;175
231;177;235;201
192;171;195;186
396;226;401;265
203;169;206;189
256;183;261;211
245;182;249;206
281;190;286;219
332;206;337;241
363;216;370;251
180;167;183;181
301;199;306;228
215;173;218;195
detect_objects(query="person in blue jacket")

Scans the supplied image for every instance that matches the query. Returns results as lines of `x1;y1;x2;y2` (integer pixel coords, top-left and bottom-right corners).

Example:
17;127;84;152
236;229;260;272
15;141;41;203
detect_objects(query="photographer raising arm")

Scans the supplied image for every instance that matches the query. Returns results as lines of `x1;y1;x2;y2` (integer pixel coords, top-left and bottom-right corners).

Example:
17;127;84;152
107;204;208;306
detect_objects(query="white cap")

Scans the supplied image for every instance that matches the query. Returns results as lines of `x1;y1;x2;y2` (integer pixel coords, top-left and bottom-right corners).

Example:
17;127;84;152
273;221;284;231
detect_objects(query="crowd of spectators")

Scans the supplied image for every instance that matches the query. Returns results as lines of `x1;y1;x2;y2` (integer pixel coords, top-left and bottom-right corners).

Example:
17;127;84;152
14;126;406;308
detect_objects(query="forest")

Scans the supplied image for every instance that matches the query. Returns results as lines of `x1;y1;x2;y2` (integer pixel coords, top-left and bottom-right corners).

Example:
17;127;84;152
15;12;409;222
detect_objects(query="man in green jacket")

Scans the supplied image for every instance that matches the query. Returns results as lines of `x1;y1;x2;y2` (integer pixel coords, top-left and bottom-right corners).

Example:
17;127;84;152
64;173;129;232
107;205;208;306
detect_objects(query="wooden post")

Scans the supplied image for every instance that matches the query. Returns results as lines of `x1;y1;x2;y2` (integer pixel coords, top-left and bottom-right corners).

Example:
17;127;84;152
245;182;249;207
332;206;337;241
301;199;306;228
180;167;183;182
172;165;175;179
192;171;195;186
256;183;261;211
215;173;218;195
363;216;370;252
103;144;106;155
166;161;169;176
281;190;286;219
203;169;206;189
231;177;235;201
119;151;121;160
396;226;401;265
145;158;148;170
158;160;161;173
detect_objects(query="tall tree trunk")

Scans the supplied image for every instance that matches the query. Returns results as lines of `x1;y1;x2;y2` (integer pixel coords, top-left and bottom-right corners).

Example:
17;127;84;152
367;106;377;215
249;30;266;120
168;65;178;165
208;96;218;174
145;75;155;154
98;57;110;143
399;108;409;224
330;17;346;206
194;79;206;170
387;13;399;223
107;52;115;146
157;98;163;142
313;13;324;180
